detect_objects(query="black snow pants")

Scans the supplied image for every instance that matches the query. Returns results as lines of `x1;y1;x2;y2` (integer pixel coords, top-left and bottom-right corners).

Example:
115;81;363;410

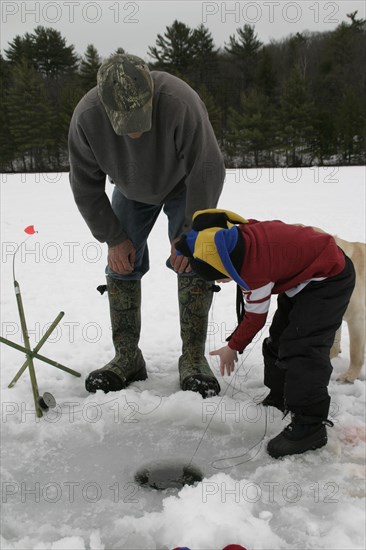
263;254;355;419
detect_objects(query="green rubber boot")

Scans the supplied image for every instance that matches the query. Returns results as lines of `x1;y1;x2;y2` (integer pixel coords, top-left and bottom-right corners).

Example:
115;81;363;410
85;278;147;393
178;275;220;398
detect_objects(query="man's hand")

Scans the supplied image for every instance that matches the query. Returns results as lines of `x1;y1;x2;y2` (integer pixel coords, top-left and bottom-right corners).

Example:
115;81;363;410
170;237;192;273
210;345;238;376
108;240;136;274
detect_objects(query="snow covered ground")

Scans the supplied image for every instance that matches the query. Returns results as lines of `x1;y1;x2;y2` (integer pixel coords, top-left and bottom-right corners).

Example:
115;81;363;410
1;167;365;550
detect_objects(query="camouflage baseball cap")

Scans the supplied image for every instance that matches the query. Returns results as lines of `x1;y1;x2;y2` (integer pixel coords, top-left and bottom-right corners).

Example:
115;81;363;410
97;54;153;135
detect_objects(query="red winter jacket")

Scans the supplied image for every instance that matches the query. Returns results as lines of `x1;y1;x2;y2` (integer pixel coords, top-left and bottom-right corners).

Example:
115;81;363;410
228;220;345;352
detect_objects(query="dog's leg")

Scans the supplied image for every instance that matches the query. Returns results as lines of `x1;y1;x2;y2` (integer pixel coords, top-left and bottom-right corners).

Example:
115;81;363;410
337;316;365;382
330;326;342;358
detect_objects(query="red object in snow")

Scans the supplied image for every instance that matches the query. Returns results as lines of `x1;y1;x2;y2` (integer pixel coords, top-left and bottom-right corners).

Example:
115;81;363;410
24;225;36;235
172;546;247;550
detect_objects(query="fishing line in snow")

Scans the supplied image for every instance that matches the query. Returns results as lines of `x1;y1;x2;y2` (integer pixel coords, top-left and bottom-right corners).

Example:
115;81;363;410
188;289;275;470
51;386;163;418
210;408;269;469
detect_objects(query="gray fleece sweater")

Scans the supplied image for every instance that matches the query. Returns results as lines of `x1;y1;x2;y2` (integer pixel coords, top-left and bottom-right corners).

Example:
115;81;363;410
68;71;225;246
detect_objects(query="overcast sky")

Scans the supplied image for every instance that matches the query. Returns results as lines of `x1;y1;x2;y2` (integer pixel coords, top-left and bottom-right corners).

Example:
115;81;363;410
1;0;365;61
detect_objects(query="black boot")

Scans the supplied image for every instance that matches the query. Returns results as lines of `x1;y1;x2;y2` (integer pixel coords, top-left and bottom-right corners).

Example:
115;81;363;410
267;413;334;459
85;278;147;393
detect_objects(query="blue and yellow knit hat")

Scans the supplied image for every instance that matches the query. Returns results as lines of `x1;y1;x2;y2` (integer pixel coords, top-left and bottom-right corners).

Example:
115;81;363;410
175;209;250;290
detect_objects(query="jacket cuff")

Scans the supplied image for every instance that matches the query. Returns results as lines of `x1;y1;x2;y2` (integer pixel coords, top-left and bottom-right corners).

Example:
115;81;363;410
106;231;128;248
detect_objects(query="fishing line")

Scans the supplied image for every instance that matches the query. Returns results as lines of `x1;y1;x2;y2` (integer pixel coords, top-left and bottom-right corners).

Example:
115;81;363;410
211;407;269;469
50;386;163;417
187;289;275;470
12;232;38;284
187;296;246;467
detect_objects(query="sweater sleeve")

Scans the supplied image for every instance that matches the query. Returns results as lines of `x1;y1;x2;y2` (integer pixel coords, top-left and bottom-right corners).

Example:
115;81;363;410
175;107;225;233
228;283;274;352
68;117;128;247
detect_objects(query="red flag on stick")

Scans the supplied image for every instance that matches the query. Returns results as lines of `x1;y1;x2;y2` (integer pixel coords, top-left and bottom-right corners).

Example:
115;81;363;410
24;225;36;235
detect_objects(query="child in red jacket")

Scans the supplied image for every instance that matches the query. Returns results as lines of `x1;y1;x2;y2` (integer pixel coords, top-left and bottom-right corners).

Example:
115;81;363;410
176;209;355;458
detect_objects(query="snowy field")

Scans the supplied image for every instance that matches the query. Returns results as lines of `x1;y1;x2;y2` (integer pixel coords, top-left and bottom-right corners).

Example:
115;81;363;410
1;167;365;550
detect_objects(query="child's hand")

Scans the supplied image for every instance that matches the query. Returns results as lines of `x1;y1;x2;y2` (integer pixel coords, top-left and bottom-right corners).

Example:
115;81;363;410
210;345;238;376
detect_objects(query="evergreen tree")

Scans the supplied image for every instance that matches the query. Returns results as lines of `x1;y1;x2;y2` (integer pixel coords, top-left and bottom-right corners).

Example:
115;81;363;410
4;33;35;67
32;26;78;79
188;24;219;94
196;85;222;141
79;44;101;91
318;14;366;107
0;54;16;170
7;61;55;171
227;90;275;166
286;33;309;77
310;111;337;165
224;25;263;93
55;83;85;166
255;46;278;100
4;26;81;169
346;10;366;30
148;20;194;74
336;86;366;164
5;26;78;79
191;24;218;69
278;66;315;165
225;24;263;59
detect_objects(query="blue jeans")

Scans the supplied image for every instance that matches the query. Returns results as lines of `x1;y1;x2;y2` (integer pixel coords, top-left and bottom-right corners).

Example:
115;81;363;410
106;186;187;280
